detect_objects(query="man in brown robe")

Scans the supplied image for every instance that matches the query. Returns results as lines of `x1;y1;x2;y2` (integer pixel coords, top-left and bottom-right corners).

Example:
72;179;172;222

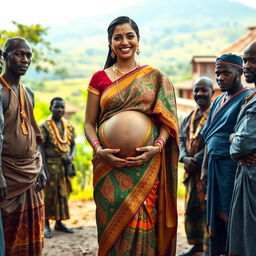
0;37;46;256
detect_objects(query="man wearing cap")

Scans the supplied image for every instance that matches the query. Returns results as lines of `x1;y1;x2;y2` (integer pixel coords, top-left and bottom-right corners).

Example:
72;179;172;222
200;53;251;256
227;42;256;256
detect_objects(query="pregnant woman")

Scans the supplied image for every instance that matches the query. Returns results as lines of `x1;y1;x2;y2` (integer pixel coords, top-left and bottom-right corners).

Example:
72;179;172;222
84;16;179;256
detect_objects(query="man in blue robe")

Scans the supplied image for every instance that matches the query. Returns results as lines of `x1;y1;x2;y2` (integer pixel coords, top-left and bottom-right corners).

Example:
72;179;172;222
227;41;256;256
200;53;251;256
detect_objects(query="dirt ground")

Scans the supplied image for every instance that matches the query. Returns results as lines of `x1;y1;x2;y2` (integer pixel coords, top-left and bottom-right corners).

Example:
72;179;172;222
44;198;193;256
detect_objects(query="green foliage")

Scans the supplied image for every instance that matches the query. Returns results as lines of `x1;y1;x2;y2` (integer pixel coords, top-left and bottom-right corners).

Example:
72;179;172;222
54;67;70;81
72;138;93;197
34;97;50;124
0;21;59;72
177;163;186;198
34;78;87;135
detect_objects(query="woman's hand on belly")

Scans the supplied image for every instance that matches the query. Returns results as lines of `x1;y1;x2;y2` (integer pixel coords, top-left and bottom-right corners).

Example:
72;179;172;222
126;145;160;166
98;148;128;167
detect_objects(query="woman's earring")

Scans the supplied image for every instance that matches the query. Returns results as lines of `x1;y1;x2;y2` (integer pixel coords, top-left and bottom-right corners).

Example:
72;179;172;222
111;50;116;59
136;47;140;66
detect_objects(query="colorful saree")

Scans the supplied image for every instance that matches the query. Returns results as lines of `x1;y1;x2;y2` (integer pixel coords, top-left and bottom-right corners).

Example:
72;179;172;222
89;65;179;256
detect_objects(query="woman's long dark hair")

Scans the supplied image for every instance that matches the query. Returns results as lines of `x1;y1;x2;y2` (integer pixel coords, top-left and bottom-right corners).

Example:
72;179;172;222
103;16;140;69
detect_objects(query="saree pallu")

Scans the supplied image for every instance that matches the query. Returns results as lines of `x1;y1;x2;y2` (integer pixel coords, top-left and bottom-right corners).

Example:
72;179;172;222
1;188;44;256
92;65;179;256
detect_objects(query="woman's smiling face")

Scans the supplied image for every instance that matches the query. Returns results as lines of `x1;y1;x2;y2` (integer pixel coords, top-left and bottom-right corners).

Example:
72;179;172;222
110;23;139;61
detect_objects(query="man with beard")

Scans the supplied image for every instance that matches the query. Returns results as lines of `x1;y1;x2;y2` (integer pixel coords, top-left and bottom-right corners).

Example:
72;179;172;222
0;37;46;256
200;53;251;256
227;41;256;256
0;45;6;256
178;77;214;256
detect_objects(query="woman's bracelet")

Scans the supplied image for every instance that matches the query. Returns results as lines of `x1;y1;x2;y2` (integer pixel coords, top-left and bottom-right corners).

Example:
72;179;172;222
91;139;101;149
155;137;166;148
96;146;103;156
154;143;162;153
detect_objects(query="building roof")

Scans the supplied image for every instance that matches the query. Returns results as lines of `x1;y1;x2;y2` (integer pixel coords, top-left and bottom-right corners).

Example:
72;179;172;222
174;80;193;90
218;26;256;56
191;56;216;63
175;79;219;90
65;102;81;113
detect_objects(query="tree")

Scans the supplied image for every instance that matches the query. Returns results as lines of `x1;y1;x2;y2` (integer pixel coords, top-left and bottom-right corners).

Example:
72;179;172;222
54;67;70;82
0;21;59;72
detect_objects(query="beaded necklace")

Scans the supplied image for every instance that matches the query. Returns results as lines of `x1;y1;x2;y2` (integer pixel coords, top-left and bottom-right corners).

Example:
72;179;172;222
0;76;28;135
48;117;71;152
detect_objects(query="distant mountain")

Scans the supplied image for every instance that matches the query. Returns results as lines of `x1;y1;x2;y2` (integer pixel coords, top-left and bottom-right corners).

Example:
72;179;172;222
33;0;256;80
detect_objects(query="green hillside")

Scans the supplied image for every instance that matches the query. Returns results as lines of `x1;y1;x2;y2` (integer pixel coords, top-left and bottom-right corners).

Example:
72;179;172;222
27;0;256;130
31;0;255;81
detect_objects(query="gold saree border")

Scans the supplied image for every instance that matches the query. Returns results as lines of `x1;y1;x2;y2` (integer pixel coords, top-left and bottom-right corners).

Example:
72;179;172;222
98;154;161;256
100;65;154;110
154;98;179;144
88;85;100;96
92;157;112;188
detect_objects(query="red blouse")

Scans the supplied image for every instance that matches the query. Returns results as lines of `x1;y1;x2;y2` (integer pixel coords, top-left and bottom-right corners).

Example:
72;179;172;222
88;70;113;96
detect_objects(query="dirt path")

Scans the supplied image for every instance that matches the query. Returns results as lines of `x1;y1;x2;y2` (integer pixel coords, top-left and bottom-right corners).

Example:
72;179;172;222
44;198;191;256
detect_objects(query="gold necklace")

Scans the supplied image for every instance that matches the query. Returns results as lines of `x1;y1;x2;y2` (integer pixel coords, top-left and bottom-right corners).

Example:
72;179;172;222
112;63;138;76
112;63;139;102
48;117;71;152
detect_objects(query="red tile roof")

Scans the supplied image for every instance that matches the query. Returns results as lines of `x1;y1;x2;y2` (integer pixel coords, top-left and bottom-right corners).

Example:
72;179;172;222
218;26;256;56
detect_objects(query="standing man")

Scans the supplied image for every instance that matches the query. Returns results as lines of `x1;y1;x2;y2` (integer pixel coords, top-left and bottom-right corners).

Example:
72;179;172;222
200;53;251;256
0;45;6;256
227;41;256;256
179;77;214;256
40;97;76;238
0;37;46;256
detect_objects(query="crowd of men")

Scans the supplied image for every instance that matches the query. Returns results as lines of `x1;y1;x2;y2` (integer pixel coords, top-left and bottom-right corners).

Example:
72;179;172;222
179;41;256;256
0;36;255;256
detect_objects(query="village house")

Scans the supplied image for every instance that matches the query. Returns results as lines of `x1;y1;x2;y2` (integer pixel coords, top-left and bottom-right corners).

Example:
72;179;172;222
176;26;256;116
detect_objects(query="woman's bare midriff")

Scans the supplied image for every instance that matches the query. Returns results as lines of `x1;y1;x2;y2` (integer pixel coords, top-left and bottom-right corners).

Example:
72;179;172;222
102;111;152;157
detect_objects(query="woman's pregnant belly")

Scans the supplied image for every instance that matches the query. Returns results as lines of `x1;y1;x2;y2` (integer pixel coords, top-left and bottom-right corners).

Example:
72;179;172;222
99;111;153;157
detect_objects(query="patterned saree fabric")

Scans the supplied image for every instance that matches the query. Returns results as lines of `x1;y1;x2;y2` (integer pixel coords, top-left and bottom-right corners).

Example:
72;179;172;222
91;65;179;256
